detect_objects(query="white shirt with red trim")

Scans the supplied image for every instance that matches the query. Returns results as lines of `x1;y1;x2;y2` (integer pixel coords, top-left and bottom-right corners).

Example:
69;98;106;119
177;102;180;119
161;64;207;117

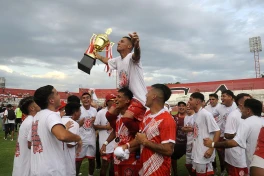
254;120;264;159
12;115;33;176
184;114;194;158
94;108;116;154
62;116;80;176
139;109;176;176
108;53;147;105
30;109;65;176
224;109;247;168
192;108;220;164
233;115;263;167
79;106;97;145
212;102;237;137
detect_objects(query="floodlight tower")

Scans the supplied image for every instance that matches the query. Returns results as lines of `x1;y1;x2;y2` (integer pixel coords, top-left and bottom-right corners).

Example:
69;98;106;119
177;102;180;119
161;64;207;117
249;36;262;78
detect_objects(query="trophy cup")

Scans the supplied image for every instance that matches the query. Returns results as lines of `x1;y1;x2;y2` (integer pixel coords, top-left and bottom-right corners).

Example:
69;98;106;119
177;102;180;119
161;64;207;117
78;28;114;74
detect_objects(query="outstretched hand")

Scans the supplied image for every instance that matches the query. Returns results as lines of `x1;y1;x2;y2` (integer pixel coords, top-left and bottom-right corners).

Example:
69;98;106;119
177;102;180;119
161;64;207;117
129;32;140;48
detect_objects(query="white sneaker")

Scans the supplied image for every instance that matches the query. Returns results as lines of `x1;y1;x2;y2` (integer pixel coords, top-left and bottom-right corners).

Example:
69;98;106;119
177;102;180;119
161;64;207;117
10;139;13;141
78;173;82;176
4;137;7;140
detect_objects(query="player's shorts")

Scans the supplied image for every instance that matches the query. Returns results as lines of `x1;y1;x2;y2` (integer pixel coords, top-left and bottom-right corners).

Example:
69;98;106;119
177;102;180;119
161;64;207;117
250;155;264;169
226;163;248;176
125;98;146;122
114;162;141;176
76;134;96;161
192;162;214;176
171;143;186;160
101;153;113;162
186;154;192;165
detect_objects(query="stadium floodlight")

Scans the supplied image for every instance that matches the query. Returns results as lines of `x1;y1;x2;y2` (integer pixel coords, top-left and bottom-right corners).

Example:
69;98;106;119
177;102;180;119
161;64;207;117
249;36;262;78
249;36;262;52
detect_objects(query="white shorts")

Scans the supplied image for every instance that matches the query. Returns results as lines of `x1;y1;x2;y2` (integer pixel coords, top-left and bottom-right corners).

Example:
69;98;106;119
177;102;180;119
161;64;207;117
250;155;264;169
77;130;96;160
186;154;192;165
192;162;214;175
76;143;96;160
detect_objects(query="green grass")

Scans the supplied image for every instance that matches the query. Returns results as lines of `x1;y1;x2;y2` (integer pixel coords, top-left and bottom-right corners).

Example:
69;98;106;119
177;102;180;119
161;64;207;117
0;123;221;176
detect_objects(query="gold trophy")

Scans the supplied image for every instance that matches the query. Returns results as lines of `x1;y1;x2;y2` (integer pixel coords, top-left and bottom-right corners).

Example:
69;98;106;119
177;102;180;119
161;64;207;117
78;28;114;74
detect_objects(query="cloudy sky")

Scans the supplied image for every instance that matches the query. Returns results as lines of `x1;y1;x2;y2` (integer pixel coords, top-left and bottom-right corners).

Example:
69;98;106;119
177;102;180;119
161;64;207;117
0;0;264;92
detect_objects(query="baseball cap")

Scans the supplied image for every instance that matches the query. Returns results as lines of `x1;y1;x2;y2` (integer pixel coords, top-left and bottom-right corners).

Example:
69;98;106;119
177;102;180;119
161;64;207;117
105;94;116;104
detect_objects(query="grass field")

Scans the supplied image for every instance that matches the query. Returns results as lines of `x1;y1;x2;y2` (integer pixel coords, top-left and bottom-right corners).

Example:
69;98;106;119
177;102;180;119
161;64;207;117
0;122;221;176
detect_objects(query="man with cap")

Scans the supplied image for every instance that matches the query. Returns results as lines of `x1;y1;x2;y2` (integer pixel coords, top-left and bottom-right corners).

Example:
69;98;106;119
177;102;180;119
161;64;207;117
94;93;116;176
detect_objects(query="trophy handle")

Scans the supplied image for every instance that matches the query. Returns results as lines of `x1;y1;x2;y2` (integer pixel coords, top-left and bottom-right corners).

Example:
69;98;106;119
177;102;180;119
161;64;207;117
90;34;97;43
102;42;115;52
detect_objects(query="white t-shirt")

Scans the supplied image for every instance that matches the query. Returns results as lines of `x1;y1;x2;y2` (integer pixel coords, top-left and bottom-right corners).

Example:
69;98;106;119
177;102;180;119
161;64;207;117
184;114;194;158
12;115;33;176
191;108;220;164
108;53;147;105
204;104;220;115
4;109;15;124
79;106;97;145
61;116;79;176
212;102;237;137
94;108;116;154
30;109;66;176
224;109;247;168
233;115;263;167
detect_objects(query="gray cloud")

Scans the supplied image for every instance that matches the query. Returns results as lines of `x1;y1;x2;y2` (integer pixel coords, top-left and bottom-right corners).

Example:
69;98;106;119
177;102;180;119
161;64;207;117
0;0;263;92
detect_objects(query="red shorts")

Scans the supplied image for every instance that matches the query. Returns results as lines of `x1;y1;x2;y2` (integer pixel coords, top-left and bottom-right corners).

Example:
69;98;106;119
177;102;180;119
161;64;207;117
114;163;141;176
101;153;113;162
226;163;248;176
126;98;146;122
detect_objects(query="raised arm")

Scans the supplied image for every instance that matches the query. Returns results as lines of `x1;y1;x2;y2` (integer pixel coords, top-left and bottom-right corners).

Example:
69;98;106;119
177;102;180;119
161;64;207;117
129;32;141;62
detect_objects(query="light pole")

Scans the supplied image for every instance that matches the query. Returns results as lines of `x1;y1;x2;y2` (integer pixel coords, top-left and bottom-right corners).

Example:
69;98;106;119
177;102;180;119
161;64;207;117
249;36;262;78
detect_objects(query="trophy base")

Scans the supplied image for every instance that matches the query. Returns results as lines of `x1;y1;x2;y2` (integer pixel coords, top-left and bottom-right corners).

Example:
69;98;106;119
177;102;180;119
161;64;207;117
78;54;96;74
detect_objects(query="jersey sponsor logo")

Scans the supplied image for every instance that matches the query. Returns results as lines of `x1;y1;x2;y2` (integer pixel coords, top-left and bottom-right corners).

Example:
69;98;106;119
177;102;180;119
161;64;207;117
31;120;43;154
15;141;20;157
83;117;93;129
119;70;129;88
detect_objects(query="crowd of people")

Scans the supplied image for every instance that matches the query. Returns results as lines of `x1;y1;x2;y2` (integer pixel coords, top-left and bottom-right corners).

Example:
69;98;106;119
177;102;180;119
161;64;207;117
7;32;264;176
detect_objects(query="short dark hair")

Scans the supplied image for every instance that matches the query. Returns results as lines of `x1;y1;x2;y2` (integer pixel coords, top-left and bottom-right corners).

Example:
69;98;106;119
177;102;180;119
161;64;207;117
67;95;81;104
6;104;12;108
118;87;133;100
235;93;251;106
190;92;205;102
34;85;54;110
65;103;81;116
151;84;172;103
81;92;91;98
19;96;34;115
209;93;218;99
244;99;262;116
123;36;134;47
178;101;186;106
222;90;235;99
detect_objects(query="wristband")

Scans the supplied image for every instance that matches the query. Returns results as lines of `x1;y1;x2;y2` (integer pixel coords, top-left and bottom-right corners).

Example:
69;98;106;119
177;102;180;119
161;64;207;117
212;142;215;148
104;141;108;146
126;142;130;149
